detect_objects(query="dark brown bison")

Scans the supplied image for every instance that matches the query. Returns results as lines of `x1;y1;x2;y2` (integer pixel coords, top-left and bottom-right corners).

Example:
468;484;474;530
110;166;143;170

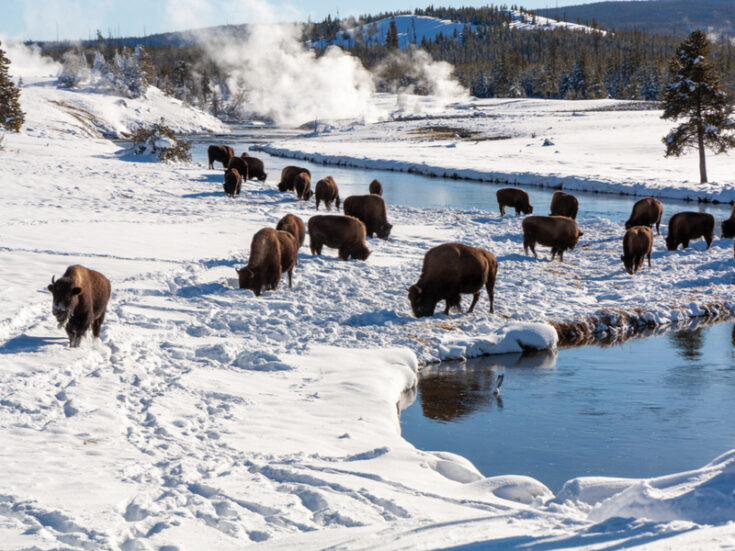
549;190;579;219
276;230;298;288
276;214;306;247
47;265;111;347
721;205;735;239
237;228;289;296
294;172;312;201
666;212;715;251
522;215;584;261
621;226;653;275
369;179;383;196
408;243;497;318
278;166;311;192
315;176;340;210
625;197;663;234
239;153;267;182
343;194;392;239
497;188;533;216
308;215;370;261
223;168;242;197
226;157;249;181
208;145;234;169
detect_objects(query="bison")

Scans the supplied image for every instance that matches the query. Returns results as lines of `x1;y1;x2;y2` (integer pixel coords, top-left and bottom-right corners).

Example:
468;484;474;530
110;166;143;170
223;168;242;197
369;179;383;196
276;214;306;248
721;205;735;239
47;265;111;347
314;176;340;210
237;228;295;296
549;190;579;219
226;157;249;181
276;230;298;288
497;187;533;216
666;211;715;251
208;145;234;169
522;215;583;262
239;153;267;182
625;197;663;235
278;166;311;192
343;194;392;239
621;226;653;275
308;215;371;261
408;243;497;318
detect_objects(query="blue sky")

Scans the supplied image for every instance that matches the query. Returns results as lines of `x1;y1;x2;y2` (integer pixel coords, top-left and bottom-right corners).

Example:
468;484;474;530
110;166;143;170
2;0;602;41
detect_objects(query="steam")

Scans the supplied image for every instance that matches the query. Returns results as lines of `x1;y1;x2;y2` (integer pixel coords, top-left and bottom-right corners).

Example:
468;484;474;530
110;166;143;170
0;35;61;81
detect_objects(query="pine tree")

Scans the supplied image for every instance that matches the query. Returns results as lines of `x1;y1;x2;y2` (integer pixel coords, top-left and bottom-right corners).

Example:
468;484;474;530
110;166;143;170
386;20;399;49
662;29;735;183
0;41;25;131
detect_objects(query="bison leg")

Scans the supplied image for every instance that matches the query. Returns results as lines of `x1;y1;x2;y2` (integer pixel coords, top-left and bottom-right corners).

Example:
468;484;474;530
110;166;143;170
499;204;505;216
287;267;293;289
523;238;536;257
647;250;652;267
338;246;350;260
556;248;565;262
515;207;521;215
310;238;321;256
486;279;495;314
656;219;661;235
467;292;481;313
315;198;320;210
550;247;557;261
705;233;713;249
92;310;107;338
682;240;689;250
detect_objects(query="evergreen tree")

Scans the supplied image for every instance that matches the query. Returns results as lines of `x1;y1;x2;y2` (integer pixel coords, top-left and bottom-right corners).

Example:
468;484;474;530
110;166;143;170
662;29;735;183
0;41;25;132
386;20;399;49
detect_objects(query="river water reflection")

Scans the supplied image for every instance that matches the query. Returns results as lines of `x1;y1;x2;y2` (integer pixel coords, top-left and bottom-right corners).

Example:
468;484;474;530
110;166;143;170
400;321;735;492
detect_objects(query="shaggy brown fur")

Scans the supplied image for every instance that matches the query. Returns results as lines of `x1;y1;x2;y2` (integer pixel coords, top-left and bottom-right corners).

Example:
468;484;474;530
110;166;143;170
239;153;267;182
278;166;311;192
666;212;715;251
522;215;584;262
208;145;234;169
48;265;111;347
343;194;393;239
721;205;735;239
294;171;313;201
236;228;283;296
276;230;298;288
315;176;340;210
307;215;371;260
369;179;383;196
223;168;242;197
497;187;533;216
625;197;663;234
226;157;249;181
621;226;653;274
549;190;579;219
276;214;306;247
408;243;497;317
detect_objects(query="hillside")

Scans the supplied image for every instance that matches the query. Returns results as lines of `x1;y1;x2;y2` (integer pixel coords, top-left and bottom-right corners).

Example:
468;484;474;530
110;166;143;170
536;0;735;38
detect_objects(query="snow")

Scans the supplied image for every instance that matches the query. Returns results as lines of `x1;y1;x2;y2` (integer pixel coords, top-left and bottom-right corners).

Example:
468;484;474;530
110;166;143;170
1;67;735;548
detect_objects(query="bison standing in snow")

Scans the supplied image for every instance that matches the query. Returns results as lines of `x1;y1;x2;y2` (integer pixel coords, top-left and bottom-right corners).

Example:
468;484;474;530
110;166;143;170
314;176;340;210
239;153;268;182
621;226;653;275
549;190;579;219
278;166;311;193
522;215;583;262
308;215;370;260
497;188;533;216
226;157;249;181
208;145;234;169
237;228;296;296
276;214;306;248
369;179;383;196
625;197;663;235
343;194;392;239
666;212;715;251
223;168;242;197
48;265;111;347
408;243;497;318
721;205;735;239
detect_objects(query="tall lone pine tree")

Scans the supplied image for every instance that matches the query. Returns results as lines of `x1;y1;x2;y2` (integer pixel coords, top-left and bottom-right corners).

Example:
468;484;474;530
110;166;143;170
662;30;735;183
0;41;25;132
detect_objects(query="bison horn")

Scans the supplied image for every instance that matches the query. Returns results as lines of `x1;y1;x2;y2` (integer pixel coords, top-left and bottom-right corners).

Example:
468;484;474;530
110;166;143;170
51;275;55;285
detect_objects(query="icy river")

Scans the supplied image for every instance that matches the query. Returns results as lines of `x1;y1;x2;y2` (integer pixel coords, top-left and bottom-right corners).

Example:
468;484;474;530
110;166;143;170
188;127;735;489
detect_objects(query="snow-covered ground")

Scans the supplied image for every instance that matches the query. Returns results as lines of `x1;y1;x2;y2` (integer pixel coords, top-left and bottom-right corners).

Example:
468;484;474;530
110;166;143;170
2;63;735;548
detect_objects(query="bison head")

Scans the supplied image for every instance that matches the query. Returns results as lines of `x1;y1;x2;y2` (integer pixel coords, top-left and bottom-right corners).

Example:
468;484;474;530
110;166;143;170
665;234;678;251
408;285;437;318
350;244;371;261
722;218;735;239
47;275;82;328
377;223;393;240
621;254;635;275
524;205;534;214
236;267;262;296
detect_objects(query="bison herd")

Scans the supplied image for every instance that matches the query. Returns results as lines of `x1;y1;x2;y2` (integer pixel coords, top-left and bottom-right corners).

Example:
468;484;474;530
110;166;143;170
46;146;735;347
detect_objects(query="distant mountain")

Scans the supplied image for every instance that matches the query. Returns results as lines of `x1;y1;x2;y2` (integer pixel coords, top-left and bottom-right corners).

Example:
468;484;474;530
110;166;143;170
536;0;735;38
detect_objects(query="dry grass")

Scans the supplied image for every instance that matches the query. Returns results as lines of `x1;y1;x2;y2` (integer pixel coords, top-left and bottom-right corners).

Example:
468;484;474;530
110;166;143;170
48;100;103;138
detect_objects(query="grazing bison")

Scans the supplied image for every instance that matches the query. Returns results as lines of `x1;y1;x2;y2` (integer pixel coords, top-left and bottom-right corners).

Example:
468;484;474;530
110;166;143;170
308;215;370;260
223;168;242;197
621;226;653;275
239;153;268;182
47;265;111;347
369;179;383;196
278;166;311;192
625;197;663;235
343;194;393;239
276;214;306;247
314;176;340;210
408;243;497;317
226;157;249;181
294;172;312;201
208;145;234;169
497;188;533;216
276;230;298;288
721;205;735;239
236;228;288;296
549;190;579;219
666;212;715;251
522;215;584;261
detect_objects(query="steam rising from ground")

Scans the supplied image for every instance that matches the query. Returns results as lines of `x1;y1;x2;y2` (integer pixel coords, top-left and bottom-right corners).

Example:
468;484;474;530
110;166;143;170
1;36;61;81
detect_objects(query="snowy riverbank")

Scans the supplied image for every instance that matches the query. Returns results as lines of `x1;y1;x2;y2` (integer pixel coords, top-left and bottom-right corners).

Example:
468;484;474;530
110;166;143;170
2;71;735;548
